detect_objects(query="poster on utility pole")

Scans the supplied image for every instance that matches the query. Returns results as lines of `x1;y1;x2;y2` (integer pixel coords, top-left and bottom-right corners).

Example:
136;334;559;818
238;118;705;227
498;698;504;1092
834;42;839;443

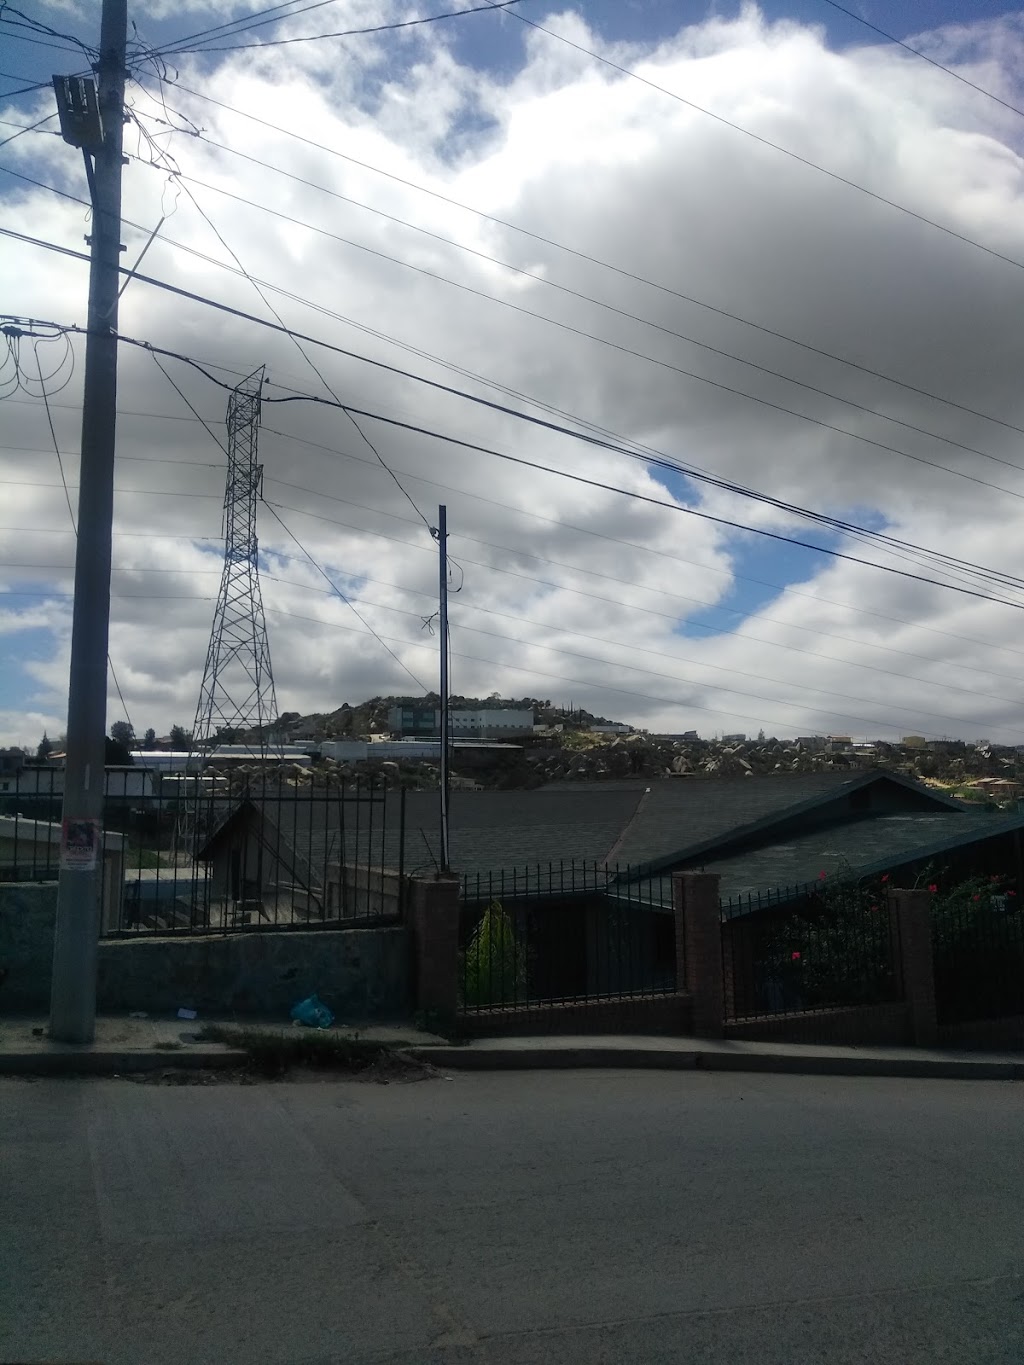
61;818;100;871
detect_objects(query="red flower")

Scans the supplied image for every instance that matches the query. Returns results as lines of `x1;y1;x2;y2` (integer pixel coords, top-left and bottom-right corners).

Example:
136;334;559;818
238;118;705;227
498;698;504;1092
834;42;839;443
1009;890;1017;897
791;951;801;961
818;871;827;881
881;874;890;884
869;904;879;912
972;894;981;902
928;884;938;893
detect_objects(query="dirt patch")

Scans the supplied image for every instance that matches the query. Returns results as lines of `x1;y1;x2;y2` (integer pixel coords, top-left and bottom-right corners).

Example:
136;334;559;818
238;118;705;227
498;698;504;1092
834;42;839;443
172;1024;443;1083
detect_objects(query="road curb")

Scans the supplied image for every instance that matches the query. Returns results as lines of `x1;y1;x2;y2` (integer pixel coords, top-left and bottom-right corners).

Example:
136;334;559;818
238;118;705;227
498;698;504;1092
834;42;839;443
406;1045;1024;1081
0;1047;251;1076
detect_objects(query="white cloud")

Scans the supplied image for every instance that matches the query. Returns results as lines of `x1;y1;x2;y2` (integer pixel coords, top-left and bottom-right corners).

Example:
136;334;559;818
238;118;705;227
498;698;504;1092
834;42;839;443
3;4;1024;746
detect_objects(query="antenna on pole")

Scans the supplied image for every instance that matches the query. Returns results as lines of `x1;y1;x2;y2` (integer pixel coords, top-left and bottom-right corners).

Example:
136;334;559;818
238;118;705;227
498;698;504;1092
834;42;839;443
191;366;279;763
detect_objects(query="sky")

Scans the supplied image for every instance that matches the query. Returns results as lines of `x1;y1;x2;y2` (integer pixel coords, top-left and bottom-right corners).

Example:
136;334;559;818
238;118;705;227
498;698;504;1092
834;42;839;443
2;0;1024;747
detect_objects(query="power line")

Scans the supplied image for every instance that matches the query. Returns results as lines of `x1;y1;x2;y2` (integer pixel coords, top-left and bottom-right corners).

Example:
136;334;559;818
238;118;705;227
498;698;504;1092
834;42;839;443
30;338;136;736
6;307;1023;614
259;548;1024;708
324;403;1024;608
0;111;56;149
146;0;323;53
293;585;1000;733
4;298;1023;608
0;27;93;59
8;441;1024;716
239;555;1023;730
11;438;1024;686
11;411;1024;680
149;0;402;55
253;462;1024;693
257;601;1017;742
132;77;1024;440
129;117;436;535
158;0;526;56
0;5;96;58
51;133;1024;554
260;499;432;693
499;3;1024;277
122;136;1024;486
14;542;997;729
815;0;1024;122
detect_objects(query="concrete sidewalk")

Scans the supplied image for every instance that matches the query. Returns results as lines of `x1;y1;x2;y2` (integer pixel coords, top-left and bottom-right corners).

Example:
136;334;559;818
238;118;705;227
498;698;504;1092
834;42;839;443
2;1015;1022;1080
0;1015;445;1076
409;1032;1024;1081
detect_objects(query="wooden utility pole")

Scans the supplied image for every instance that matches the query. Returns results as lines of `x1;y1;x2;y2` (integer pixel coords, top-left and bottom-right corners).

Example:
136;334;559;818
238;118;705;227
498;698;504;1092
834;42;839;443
49;0;128;1043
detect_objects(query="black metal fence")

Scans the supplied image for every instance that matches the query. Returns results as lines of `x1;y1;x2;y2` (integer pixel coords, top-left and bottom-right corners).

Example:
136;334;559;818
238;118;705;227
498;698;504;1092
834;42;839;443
931;878;1024;1025
458;863;677;1014
721;881;902;1021
0;765;405;934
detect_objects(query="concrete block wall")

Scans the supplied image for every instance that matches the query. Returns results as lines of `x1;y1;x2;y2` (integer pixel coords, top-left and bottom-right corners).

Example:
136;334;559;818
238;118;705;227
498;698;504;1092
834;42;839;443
0;881;411;1021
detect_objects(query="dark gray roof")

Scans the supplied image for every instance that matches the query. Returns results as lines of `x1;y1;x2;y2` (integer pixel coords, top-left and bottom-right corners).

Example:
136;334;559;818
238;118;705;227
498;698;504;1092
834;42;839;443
206;786;645;881
706;809;1006;901
603;769;961;871
215;769;964;883
400;788;644;875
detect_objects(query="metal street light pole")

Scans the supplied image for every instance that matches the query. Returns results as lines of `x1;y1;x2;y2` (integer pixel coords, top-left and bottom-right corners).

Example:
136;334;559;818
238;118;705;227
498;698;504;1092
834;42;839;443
437;505;451;872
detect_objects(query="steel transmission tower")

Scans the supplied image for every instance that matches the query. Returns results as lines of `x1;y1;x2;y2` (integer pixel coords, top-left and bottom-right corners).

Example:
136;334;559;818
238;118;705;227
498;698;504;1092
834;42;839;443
191;366;279;758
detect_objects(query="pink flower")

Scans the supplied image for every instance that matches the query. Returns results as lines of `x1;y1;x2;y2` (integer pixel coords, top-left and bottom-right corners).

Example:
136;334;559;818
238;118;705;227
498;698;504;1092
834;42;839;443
791;951;801;961
881;874;890;884
819;871;827;880
928;884;938;894
869;904;879;912
972;895;981;902
1009;890;1017;897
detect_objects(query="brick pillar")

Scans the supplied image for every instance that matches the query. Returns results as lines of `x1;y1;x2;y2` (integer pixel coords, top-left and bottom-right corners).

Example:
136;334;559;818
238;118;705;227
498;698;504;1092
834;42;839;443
408;873;461;1022
890;889;937;1046
672;871;724;1038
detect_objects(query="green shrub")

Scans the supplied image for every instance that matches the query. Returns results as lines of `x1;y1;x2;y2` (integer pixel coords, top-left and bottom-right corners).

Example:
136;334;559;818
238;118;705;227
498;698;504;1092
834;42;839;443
460;901;527;1007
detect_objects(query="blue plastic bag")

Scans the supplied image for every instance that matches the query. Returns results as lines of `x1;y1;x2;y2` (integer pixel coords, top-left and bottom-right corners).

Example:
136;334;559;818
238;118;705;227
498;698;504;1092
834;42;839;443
290;993;334;1029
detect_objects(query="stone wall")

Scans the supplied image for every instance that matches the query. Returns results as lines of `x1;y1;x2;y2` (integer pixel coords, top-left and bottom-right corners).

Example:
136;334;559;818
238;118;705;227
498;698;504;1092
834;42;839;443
1;882;411;1020
0;882;58;1012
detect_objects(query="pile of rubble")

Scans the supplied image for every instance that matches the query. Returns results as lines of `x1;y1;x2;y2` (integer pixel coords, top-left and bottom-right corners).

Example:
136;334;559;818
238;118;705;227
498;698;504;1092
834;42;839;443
514;736;864;785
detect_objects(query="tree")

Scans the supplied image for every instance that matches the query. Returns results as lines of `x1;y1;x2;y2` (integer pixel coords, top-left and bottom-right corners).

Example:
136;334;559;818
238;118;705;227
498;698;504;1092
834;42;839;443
105;736;134;765
169;724;192;750
110;720;135;749
143;727;156;748
36;732;52;761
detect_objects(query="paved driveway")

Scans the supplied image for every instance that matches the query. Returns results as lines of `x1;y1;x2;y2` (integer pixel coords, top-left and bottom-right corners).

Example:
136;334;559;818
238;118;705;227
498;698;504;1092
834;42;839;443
3;1069;1023;1363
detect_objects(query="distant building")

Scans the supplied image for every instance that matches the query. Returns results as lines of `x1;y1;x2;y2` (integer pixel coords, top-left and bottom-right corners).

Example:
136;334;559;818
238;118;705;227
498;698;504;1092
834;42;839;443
387;705;438;737
590;723;632;736
901;736;928;749
388;706;534;739
450;709;534;739
722;733;747;743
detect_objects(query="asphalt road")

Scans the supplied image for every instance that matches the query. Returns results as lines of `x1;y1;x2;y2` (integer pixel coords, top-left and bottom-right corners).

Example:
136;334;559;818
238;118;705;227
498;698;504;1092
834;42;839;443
3;1068;1023;1364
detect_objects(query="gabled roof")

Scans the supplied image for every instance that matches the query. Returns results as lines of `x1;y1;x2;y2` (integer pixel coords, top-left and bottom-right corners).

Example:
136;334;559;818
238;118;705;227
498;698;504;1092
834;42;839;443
203;768;967;883
608;769;962;875
708;808;1010;902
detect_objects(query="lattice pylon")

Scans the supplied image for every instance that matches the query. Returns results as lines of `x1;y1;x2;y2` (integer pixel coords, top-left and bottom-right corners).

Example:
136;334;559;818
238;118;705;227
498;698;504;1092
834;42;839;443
191;365;279;760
